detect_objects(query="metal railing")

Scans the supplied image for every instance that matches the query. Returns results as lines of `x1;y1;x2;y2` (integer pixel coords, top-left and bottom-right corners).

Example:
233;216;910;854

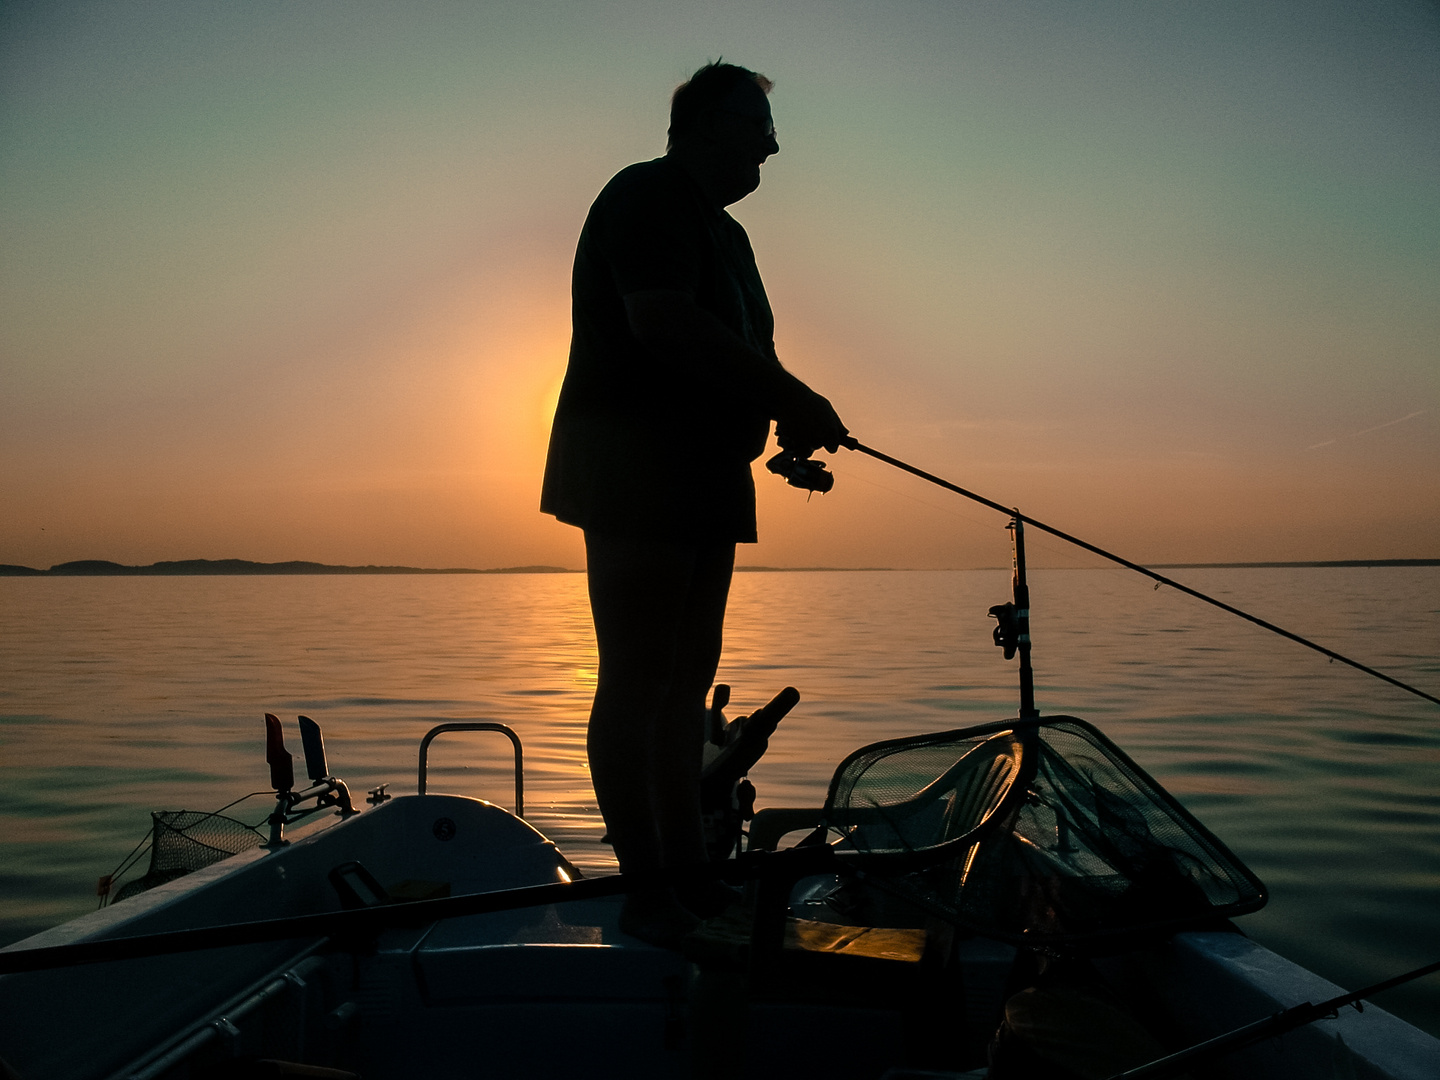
417;723;524;817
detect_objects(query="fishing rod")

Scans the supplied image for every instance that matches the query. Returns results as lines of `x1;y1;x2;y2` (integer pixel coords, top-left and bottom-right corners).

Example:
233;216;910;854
786;440;1438;709
1106;957;1440;1080
0;874;644;974
0;848;839;974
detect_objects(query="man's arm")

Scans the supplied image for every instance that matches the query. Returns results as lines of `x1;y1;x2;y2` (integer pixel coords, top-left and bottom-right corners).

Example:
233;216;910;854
623;288;848;453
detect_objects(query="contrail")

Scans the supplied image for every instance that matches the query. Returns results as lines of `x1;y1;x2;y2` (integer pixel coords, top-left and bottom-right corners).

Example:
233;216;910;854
1351;409;1426;437
1308;409;1427;450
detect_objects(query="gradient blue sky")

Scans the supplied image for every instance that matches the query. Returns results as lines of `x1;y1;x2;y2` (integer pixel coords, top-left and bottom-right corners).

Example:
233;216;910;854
3;0;1437;569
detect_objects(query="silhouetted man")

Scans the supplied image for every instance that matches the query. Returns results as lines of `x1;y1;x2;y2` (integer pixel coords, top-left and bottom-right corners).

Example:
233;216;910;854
541;62;846;945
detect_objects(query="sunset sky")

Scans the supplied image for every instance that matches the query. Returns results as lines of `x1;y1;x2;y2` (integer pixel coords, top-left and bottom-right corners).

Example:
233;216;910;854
3;0;1437;571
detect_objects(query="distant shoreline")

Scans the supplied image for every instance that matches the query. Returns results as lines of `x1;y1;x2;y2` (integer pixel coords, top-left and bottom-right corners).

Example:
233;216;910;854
0;559;577;577
2;557;1437;577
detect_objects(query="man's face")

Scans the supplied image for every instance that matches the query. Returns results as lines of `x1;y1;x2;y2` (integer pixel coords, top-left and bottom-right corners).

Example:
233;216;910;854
705;80;779;204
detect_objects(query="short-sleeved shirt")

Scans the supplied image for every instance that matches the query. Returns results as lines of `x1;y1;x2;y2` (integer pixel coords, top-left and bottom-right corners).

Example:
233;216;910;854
540;156;778;544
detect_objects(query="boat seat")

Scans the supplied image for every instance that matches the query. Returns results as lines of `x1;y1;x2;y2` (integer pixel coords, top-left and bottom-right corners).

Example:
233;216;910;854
744;727;1029;946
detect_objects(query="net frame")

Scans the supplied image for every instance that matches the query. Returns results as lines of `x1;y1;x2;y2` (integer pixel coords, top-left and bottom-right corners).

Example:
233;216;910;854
820;716;1267;953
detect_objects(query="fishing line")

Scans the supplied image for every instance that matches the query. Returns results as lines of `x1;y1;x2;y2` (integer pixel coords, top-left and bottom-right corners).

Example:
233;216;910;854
827;453;1110;573
827;456;1010;541
843;440;1440;709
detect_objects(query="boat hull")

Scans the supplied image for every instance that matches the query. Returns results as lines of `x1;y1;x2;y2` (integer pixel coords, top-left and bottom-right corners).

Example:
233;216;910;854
2;795;1435;1080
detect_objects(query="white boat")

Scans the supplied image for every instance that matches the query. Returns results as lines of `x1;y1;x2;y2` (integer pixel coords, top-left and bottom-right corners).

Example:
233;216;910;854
1;704;1436;1080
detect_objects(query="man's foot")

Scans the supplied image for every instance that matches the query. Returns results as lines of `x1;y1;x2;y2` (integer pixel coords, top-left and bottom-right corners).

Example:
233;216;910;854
618;890;702;949
678;880;744;919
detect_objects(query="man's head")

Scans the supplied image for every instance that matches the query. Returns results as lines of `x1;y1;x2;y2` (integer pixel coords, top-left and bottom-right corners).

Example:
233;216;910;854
667;61;779;206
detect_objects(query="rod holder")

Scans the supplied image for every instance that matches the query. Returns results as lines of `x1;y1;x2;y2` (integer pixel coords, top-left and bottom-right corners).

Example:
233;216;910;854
1008;515;1039;719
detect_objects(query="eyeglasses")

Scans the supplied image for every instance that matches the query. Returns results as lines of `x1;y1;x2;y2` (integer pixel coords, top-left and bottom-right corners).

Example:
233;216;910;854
719;110;776;140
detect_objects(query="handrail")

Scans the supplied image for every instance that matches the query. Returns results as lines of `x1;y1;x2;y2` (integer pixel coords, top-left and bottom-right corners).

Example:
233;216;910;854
417;723;524;816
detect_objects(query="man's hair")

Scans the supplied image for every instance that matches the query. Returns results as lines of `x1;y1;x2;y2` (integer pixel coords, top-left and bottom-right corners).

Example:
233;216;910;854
667;60;773;151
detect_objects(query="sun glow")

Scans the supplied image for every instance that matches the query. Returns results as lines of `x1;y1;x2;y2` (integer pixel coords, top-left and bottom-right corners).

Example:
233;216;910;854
2;4;1435;570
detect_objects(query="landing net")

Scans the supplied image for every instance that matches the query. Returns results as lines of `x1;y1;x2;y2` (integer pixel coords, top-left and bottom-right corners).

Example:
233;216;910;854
824;717;1266;952
110;810;265;903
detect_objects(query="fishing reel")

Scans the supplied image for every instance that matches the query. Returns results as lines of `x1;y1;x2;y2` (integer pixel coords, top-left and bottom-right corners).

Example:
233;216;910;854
989;601;1020;660
765;449;835;493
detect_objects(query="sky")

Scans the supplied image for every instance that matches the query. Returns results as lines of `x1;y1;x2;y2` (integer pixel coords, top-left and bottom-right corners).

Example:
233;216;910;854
3;0;1437;570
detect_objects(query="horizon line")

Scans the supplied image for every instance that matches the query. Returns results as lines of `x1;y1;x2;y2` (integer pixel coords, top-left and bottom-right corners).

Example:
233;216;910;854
2;556;1438;577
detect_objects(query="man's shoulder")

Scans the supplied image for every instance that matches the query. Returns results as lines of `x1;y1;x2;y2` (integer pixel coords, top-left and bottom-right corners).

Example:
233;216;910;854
581;156;705;249
600;156;678;196
590;156;701;219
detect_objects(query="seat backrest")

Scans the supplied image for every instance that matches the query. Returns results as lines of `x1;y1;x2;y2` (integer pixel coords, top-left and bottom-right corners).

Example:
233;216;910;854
823;729;1028;859
942;738;1022;844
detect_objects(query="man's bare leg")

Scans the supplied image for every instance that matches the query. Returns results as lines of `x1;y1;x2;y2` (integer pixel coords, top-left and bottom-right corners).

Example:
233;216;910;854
584;532;735;943
652;544;732;865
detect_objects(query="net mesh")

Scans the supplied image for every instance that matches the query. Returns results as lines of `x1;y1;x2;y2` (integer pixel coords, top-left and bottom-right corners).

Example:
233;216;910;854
825;717;1266;952
111;810;265;903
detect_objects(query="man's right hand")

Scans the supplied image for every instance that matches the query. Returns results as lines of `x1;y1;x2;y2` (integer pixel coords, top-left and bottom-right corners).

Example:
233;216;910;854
775;379;848;455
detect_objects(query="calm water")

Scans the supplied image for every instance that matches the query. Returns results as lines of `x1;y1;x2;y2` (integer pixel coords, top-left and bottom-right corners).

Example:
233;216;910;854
1;568;1437;1033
